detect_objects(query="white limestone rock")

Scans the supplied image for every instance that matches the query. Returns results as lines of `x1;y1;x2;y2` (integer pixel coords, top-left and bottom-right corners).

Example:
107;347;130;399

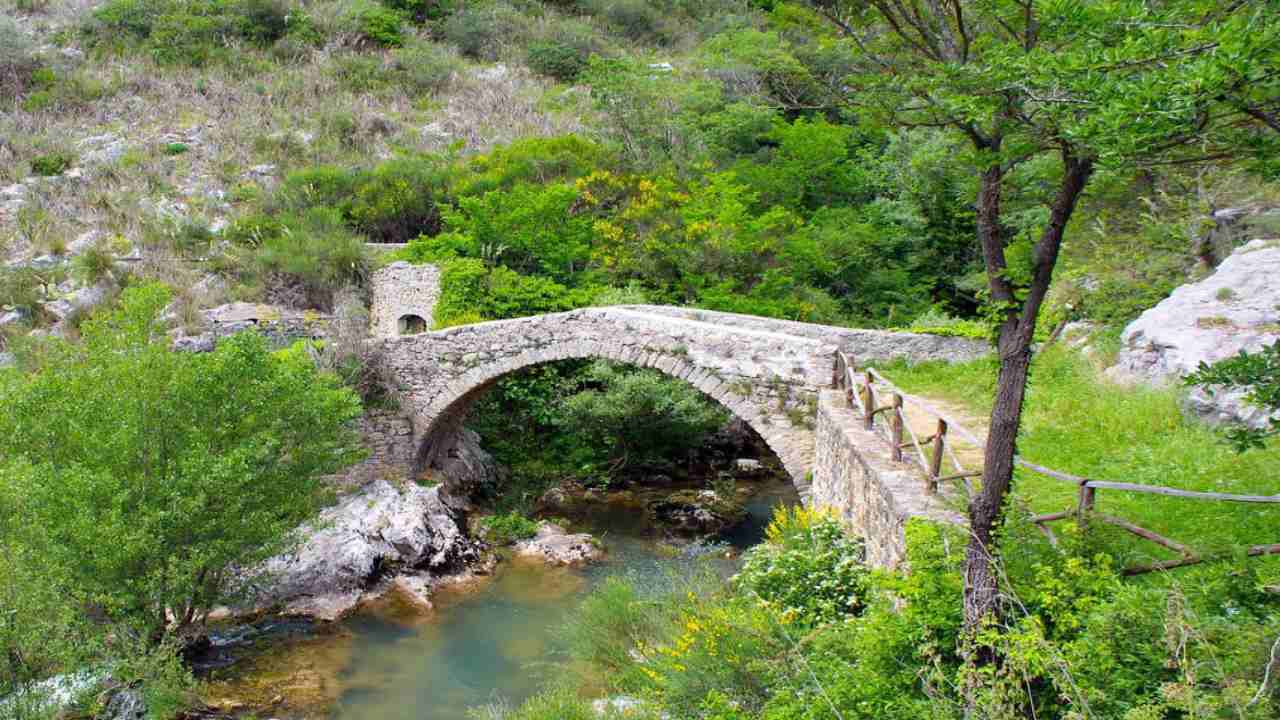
244;480;481;620
1108;239;1280;428
513;522;604;566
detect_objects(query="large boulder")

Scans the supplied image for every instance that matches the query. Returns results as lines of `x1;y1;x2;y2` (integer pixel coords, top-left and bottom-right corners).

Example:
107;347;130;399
1108;238;1280;428
242;480;481;620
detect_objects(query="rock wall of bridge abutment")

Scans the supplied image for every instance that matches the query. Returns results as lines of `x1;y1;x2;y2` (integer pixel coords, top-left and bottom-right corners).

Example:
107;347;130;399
811;390;966;569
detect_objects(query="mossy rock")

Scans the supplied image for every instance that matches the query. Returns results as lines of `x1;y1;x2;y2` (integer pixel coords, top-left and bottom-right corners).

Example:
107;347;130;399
647;490;747;536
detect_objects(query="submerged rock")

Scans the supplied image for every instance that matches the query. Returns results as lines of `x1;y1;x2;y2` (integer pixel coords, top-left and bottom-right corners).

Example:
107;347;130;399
513;522;604;566
1108;238;1280;428
648;489;747;537
241;480;481;620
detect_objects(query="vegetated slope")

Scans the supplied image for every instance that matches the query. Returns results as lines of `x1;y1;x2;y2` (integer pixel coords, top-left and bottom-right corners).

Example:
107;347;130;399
4;0;1275;347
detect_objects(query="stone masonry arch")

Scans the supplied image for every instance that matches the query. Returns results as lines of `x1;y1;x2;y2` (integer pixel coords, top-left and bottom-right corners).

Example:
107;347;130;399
377;307;839;499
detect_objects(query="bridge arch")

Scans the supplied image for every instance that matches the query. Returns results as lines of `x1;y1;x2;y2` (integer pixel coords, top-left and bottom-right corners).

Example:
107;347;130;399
412;338;813;494
377;308;840;500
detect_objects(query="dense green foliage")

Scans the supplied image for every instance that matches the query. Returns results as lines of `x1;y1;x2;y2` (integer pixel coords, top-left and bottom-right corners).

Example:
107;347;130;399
468;360;728;508
1187;341;1280;451
87;0;305;65
735;507;869;628
476;511;541;545
0;284;362;712
511;516;1279;720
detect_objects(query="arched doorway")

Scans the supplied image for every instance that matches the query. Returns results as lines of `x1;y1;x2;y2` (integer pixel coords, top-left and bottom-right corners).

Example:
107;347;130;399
398;314;428;336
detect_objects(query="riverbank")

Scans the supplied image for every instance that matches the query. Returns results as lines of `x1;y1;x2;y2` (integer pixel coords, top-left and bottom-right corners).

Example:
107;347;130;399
196;474;799;719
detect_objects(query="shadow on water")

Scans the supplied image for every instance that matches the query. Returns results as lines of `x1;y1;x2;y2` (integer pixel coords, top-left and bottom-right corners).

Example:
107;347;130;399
209;476;799;720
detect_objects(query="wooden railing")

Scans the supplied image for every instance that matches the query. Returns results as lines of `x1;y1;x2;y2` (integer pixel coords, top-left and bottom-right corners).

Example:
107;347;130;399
831;350;1280;575
833;351;982;497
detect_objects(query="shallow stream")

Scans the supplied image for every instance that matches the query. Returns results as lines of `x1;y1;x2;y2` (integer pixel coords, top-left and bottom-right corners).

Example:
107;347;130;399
205;478;798;720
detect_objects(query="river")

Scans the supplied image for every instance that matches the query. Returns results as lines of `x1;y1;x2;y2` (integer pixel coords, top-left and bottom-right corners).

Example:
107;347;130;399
202;477;798;719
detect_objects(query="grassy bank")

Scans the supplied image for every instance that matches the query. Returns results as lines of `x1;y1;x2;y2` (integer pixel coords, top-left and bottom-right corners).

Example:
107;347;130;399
887;348;1280;577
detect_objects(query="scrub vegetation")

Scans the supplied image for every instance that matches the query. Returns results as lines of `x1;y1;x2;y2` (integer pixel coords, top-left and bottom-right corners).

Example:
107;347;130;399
1;0;1278;718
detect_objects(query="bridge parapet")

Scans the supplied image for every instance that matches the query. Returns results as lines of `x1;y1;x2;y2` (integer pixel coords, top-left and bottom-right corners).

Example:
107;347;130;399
613;306;990;365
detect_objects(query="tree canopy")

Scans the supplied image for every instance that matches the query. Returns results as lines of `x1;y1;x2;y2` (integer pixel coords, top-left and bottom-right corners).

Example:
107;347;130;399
0;284;364;643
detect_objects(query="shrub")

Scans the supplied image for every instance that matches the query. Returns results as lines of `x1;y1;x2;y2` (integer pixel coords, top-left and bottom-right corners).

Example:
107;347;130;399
0;267;45;321
734;506;869;628
272;158;448;243
252;207;372;309
234;0;290;43
0;17;41;100
18;68;108;113
451;134;610;196
433;258;579;326
347;1;406;47
390;41;459;94
440;2;527;60
73;243;118;286
380;0;457;22
30;152;74;176
89;0;295;65
443;181;594;281
0;284;363;641
557;361;728;473
526;41;587;82
346;158;449;242
581;0;668;44
332;54;391;93
476;511;539;544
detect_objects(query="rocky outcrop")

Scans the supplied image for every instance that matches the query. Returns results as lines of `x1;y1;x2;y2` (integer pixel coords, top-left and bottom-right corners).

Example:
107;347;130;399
172;302;333;353
648;490;747;536
242;480;481;620
1109;239;1280;428
513;522;604;566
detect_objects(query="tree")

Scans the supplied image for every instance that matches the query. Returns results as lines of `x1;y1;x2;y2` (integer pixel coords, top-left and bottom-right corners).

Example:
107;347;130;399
1186;341;1280;451
558;361;728;475
0;284;363;641
801;0;1280;665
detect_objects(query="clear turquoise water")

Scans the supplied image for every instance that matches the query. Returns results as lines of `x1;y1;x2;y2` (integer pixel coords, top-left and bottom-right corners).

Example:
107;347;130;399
324;479;797;720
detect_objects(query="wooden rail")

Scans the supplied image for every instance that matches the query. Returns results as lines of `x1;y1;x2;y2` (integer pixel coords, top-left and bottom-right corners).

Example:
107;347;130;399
831;350;1280;575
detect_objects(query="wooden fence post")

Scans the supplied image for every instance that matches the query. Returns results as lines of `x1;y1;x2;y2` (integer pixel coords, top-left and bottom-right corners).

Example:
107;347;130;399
1077;481;1096;526
928;418;946;495
890;393;904;462
863;372;875;430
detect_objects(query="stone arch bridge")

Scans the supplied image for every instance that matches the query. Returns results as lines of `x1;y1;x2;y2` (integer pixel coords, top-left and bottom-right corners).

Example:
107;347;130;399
372;300;986;501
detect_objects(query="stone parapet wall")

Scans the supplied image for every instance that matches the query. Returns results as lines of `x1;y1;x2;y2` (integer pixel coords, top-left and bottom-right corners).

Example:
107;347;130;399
810;390;965;568
371;262;441;339
616;305;990;365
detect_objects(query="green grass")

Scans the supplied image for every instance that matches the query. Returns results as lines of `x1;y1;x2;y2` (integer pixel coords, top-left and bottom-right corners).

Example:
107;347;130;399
885;349;1280;575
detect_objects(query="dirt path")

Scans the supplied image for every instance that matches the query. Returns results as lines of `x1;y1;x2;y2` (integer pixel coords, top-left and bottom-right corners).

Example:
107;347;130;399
875;391;991;500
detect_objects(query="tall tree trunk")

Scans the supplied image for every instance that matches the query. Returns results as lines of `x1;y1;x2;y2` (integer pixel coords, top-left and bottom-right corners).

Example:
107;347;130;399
963;150;1095;654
